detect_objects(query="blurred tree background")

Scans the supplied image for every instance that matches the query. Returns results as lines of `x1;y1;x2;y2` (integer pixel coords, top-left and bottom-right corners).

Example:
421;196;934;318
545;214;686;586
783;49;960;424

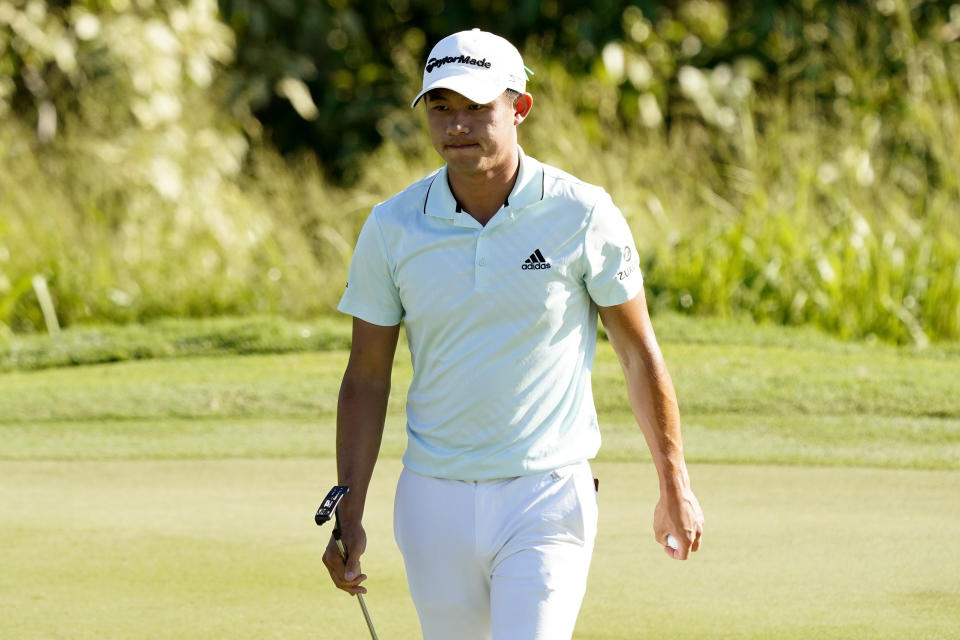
1;0;958;344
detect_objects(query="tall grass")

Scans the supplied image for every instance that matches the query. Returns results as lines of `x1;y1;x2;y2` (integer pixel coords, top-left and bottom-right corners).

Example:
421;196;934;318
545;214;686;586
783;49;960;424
1;2;958;345
0;120;325;329
634;4;960;345
512;4;960;345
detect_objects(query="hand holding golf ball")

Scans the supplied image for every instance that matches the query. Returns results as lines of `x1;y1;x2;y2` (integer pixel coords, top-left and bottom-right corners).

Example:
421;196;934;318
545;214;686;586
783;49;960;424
654;481;704;559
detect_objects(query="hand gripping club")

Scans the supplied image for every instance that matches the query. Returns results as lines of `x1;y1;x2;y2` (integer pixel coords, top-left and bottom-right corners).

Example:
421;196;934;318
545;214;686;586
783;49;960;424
316;486;379;639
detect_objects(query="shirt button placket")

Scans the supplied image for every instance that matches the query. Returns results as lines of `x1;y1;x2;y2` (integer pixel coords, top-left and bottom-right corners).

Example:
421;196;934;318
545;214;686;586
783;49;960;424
476;233;488;288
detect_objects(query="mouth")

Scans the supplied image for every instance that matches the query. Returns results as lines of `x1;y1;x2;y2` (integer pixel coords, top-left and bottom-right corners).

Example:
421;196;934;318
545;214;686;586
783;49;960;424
445;142;480;151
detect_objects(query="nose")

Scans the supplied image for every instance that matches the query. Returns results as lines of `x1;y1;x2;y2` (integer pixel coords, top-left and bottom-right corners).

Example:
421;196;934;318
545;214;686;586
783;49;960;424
446;112;470;136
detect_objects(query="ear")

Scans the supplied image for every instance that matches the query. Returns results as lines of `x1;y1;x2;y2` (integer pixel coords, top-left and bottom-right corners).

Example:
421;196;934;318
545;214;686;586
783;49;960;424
513;93;533;124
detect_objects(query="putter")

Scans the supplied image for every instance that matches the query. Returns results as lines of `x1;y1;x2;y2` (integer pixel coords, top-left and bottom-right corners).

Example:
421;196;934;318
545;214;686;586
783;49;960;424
316;486;379;640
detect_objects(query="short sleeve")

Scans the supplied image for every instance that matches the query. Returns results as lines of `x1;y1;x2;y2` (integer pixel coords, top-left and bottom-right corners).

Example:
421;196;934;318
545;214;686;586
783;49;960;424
583;193;644;307
337;210;404;326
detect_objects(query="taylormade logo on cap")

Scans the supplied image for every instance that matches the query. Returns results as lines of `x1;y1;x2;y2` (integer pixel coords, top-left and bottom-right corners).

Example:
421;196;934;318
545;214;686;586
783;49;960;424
426;55;492;74
411;29;528;108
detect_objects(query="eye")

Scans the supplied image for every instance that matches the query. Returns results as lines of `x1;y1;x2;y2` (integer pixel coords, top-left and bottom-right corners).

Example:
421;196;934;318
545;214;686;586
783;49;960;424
468;103;486;110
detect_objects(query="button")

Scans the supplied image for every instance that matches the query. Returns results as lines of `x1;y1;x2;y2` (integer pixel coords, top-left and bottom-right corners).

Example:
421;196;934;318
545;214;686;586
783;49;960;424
478;258;486;267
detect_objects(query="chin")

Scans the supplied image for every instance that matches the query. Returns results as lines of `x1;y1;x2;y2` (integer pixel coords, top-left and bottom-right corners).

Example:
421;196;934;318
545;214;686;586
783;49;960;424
444;153;485;170
452;160;492;175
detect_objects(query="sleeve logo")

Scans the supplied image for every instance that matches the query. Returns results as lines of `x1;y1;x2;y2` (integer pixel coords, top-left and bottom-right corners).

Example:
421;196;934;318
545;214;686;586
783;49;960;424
617;245;636;281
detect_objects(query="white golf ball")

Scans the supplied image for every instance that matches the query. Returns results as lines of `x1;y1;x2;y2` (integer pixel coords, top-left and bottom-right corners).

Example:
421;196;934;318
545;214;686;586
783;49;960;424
666;534;679;550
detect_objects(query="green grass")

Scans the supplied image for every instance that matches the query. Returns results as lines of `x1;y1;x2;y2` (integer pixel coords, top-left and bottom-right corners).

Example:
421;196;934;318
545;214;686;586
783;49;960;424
2;313;957;469
0;315;351;372
1;459;958;639
1;314;959;638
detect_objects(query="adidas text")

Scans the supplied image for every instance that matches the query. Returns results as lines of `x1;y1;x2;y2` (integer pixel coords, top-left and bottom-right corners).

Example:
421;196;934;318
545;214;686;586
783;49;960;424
522;249;551;270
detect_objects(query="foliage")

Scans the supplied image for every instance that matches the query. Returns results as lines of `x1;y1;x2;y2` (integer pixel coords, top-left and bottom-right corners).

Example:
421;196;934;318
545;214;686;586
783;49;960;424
1;0;959;345
493;0;960;345
1;0;331;331
217;1;960;178
611;1;960;344
216;0;644;179
213;0;960;343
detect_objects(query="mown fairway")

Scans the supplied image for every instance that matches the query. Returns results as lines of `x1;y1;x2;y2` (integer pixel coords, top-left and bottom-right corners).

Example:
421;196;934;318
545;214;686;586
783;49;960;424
2;315;959;638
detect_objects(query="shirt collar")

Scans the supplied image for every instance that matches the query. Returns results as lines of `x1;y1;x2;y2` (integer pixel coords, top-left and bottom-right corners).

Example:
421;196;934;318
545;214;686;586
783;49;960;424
423;146;544;220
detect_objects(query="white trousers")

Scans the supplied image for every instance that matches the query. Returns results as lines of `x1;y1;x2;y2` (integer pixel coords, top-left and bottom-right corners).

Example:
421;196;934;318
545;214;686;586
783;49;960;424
393;461;598;640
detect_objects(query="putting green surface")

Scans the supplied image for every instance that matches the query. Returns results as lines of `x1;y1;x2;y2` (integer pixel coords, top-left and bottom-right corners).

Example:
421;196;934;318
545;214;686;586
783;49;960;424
2;458;957;639
2;317;958;638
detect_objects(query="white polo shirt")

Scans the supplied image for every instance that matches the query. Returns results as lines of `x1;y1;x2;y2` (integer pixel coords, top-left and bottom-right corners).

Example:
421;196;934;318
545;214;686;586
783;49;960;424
338;147;643;480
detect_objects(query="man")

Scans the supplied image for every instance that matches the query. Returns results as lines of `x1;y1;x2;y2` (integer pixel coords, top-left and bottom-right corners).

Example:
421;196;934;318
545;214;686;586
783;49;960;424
323;28;704;639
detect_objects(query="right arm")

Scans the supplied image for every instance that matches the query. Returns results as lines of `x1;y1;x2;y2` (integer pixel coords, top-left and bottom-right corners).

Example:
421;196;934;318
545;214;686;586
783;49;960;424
322;317;400;595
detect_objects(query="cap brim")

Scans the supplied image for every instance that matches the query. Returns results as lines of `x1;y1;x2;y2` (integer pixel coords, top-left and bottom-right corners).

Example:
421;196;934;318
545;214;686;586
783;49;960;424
410;74;506;108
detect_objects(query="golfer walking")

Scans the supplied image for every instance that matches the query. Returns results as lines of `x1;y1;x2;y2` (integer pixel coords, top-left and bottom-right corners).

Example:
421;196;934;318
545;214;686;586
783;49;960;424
323;29;704;639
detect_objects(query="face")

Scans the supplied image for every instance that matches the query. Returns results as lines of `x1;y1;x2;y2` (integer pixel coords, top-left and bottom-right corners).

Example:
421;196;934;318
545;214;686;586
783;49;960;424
424;89;531;178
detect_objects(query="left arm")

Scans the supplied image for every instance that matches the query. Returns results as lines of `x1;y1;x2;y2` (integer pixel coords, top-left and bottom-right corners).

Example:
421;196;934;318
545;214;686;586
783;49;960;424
598;288;704;560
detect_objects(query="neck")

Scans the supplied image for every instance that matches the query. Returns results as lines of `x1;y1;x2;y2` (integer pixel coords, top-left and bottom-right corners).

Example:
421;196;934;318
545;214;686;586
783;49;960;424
447;147;520;226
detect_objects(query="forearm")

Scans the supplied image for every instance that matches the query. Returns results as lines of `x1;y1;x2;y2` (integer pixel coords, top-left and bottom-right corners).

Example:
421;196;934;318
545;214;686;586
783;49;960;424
335;372;391;526
621;341;689;489
600;292;703;556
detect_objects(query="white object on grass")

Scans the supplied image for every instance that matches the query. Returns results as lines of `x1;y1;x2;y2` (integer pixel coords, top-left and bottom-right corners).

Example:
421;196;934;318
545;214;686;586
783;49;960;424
32;275;60;335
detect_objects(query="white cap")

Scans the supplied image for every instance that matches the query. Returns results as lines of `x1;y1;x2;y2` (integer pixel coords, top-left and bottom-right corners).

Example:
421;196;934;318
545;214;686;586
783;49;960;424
411;29;528;108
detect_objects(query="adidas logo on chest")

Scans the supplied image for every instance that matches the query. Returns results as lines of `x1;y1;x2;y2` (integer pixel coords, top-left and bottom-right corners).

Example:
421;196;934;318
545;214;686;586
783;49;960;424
521;249;551;270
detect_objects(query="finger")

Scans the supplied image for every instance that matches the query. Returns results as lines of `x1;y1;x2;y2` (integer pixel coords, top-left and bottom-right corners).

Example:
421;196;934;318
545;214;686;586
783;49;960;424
337;538;369;593
322;542;344;575
328;564;369;594
338;534;366;579
344;552;363;582
322;541;368;594
342;576;369;596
